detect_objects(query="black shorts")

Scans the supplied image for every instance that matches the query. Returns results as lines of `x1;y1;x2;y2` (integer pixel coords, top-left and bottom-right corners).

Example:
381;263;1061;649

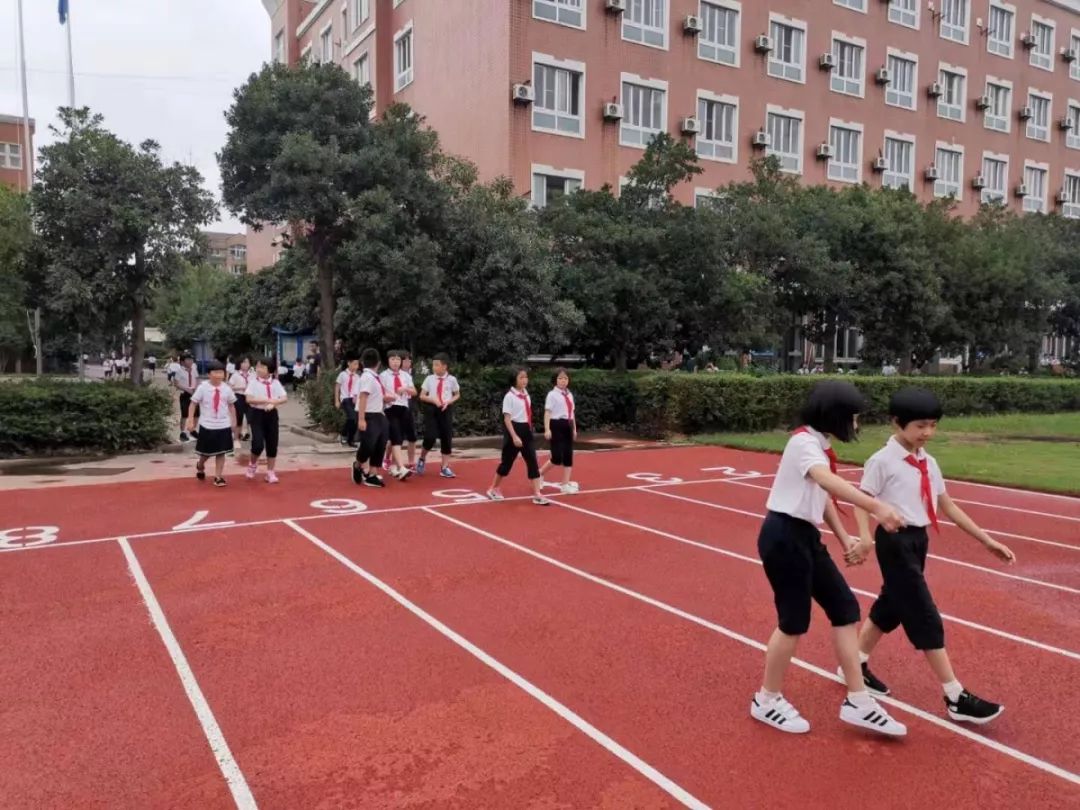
496;422;541;480
386;405;417;446
355;412;389;467
548;418;574;466
868;526;945;651
757;511;860;636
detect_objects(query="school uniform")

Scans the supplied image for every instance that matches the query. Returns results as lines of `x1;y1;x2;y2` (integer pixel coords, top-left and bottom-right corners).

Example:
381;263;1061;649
860;437;947;651
380;368;417;448
166;360;180;383
354;369;390;467
545;387;576;467
496;388;541;480
245;375;287;459
190;382;237;457
421;373;460;456
337;369;360;445
229;369;253;436
758;427;860;636
177;365;200;427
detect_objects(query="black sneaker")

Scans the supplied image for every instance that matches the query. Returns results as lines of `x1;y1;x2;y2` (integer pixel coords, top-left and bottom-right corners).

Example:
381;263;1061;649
835;663;890;696
945;690;1004;725
363;473;385;488
351;464;364;485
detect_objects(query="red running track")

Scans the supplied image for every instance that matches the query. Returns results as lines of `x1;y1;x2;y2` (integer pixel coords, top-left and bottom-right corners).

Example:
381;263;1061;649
1;445;1078;808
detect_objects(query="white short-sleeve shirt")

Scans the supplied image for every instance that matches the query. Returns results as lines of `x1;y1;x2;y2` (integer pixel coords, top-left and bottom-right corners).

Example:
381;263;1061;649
336;369;360;400
860;437;946;528
765;427;834;525
380;369;414;408
358;369;387;413
421;374;460;406
177;365;199;393
229;369;253;394
545;388;575;420
502;388;532;424
190;382;236;430
245;375;287;407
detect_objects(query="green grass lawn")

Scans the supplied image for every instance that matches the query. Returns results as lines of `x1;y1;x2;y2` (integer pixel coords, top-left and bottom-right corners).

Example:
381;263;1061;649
695;412;1080;495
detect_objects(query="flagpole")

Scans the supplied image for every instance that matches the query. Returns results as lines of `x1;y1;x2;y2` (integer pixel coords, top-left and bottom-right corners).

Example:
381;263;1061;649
65;2;76;107
15;0;32;192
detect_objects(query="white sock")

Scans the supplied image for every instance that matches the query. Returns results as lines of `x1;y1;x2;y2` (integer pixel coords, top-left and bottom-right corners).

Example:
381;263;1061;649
858;651;870;664
757;688;781;704
943;680;964;701
847;690;874;708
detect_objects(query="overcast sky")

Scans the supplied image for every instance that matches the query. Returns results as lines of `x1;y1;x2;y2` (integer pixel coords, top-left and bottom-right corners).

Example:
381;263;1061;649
0;0;270;230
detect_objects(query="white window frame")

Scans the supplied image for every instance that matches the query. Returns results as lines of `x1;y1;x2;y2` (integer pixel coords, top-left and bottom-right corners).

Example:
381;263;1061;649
1029;15;1055;72
833;0;866;12
698;0;741;68
934;142;965;200
767;14;807;84
939;0;969;45
353;52;370;86
766;104;805;174
830;33;866;98
888;0;919;30
987;2;1015;59
530;164;584;208
1071;30;1080;82
937;63;967;123
274;30;286;64
984;76;1012;133
622;0;669;50
885;48;918;111
532;53;586;140
318;22;334;64
980;150;1009;205
394;22;414;92
1068;100;1080;150
620;72;668;149
350;0;371;31
1023;160;1049;213
300;42;313;62
1027;90;1052;142
883;130;916;191
1063;170;1080;218
0;142;23;170
828;119;863;184
696;90;739;164
532;0;586;31
694;188;721;208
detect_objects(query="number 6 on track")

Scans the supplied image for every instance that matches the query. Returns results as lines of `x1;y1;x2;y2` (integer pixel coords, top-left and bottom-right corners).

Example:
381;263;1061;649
311;498;368;515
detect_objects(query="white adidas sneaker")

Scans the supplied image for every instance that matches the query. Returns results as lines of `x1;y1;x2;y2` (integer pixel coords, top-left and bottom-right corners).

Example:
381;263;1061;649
839;696;907;737
750;694;810;734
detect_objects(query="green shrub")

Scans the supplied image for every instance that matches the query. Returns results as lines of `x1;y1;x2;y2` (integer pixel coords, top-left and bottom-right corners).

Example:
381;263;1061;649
0;380;171;455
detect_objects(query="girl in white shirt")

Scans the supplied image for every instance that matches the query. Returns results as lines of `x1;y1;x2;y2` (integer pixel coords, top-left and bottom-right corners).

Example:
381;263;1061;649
487;368;548;506
752;381;906;738
186;360;237;487
540;368;578;495
245;357;289;483
228;357;254;442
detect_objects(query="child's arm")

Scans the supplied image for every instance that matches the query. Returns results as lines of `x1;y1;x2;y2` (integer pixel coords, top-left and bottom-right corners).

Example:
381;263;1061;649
806;466;905;531
544;408;552;439
333;382;341;408
822;499;856;555
938;494;1016;563
357;393;368;429
229;403;238;435
504;413;521;446
847;506;876;564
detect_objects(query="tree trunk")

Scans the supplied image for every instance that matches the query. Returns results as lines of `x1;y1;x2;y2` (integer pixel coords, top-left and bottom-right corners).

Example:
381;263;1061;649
614;347;628;373
898;328;914;375
131;297;147;385
315;245;335;378
822;318;837;374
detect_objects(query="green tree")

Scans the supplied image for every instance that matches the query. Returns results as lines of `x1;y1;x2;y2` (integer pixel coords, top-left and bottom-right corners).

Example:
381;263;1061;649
152;262;231;351
0;187;32;371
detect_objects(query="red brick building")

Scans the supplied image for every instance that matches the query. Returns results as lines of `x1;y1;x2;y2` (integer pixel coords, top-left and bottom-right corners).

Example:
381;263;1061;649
0;114;34;193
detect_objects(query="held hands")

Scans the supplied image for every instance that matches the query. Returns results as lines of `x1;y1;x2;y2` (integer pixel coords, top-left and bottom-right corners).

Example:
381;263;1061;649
844;537;874;567
872;501;905;533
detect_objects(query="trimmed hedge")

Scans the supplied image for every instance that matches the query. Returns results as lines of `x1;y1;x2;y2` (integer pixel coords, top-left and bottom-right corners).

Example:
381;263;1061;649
305;369;1080;439
0;380;171;455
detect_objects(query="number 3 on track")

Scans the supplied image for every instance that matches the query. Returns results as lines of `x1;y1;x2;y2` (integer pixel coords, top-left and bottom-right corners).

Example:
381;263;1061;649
627;472;683;485
0;526;60;548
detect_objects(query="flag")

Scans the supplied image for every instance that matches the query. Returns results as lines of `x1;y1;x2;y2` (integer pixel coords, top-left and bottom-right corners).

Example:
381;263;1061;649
58;0;69;24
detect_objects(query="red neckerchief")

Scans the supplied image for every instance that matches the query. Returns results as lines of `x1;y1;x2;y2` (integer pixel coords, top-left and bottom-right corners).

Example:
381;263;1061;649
904;453;939;532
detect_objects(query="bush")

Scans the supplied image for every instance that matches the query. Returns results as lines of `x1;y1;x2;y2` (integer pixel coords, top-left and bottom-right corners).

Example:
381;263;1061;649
0;380;171;455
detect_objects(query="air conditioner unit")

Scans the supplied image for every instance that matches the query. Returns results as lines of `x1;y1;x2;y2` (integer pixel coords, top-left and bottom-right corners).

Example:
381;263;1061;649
605;0;627;13
754;34;774;53
927;82;943;98
819;53;835;70
872;156;888;172
680;116;701;134
751;129;771;148
925;165;939;181
602;101;624;120
975;95;992;110
1060;116;1076;130
511;83;534;104
684;15;703;34
1063;48;1079;63
875;67;892;85
1056;190;1070;204
816;143;833;159
1019;106;1034;120
1021;31;1037;49
1015;183;1030;198
971;174;987;190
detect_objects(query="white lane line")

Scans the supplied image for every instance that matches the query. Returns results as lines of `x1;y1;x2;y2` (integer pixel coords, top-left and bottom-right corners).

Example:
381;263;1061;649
575;491;1080;663
117;538;257;809
426;509;1080;787
283;519;710;810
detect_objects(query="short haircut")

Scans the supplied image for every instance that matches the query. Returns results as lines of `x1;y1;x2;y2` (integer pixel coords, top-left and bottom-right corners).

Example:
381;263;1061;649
551;367;570;386
799;381;865;443
510;366;529;386
206;360;225;373
360;347;380;369
387;349;406;360
256;357;273;369
433;352;450;366
889;387;943;427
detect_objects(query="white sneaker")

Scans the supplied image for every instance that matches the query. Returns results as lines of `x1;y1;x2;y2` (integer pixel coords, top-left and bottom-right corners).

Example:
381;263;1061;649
750;694;810;734
486;489;504;501
839;696;907;737
560;483;576;495
567;481;580;492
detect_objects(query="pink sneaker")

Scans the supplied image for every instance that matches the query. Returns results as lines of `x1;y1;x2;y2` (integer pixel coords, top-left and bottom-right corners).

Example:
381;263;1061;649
245;464;257;480
266;471;279;484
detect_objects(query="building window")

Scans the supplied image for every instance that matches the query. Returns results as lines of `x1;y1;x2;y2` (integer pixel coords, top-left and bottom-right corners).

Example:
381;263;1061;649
1027;93;1051;142
766;109;803;173
1072;33;1080;82
1024;164;1047;213
699;1;739;66
985;81;1011;132
696;95;737;162
1063;173;1080;218
0;142;23;170
621;80;666;148
934;146;963;199
1068;103;1080;150
533;0;584;29
888;0;918;29
531;170;582;207
828;124;861;183
938;69;965;122
274;30;286;64
981;155;1008;204
886;53;916;110
831;38;864;96
354;53;370;86
395;27;413;91
230;245;247;261
940;0;968;44
987;3;1014;58
319;25;333;64
694;190;721;209
768;18;806;83
351;0;371;29
883;136;914;190
623;0;667;49
834;0;865;11
1029;19;1054;72
533;60;584;137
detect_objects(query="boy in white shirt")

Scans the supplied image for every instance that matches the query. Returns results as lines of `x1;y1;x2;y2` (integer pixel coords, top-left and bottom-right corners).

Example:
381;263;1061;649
173;354;199;442
186;360;237;487
228;357;254;442
380;350;416;480
350;348;391;488
335;355;361;447
245;357;288;483
417;353;460;478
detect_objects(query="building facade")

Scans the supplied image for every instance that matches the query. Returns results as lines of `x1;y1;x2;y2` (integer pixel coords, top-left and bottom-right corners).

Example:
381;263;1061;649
0;114;34;193
202;231;249;275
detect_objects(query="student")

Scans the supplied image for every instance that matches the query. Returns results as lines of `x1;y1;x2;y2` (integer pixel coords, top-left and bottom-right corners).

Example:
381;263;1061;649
540;368;578;495
166;355;181;384
335;355;361;447
417;353;460;478
752;381;907;737
292;358;306;391
174;354;199;442
380;349;417;480
103;357;113;380
228;357;254;442
487;368;548;506
350;348;391;488
225;356;236;376
148;354;157;376
186;360;237;487
847;388;1015;724
245;357;288;484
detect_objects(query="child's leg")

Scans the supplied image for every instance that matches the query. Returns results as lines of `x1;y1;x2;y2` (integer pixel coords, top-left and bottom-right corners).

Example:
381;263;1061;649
214;454;226;478
522;431;543;497
439;408;453;468
265;412;280;471
762;628;801;693
491;430;519;489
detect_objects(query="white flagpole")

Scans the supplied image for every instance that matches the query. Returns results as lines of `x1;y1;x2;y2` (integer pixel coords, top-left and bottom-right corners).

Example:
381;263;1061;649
15;0;32;192
66;2;76;107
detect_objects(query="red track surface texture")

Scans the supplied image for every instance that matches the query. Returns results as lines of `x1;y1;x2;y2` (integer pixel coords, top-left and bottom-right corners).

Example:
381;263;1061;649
1;445;1078;809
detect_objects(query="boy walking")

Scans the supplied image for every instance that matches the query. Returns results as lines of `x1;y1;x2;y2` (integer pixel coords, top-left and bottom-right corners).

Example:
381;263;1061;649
417;353;460;478
335;355;361;447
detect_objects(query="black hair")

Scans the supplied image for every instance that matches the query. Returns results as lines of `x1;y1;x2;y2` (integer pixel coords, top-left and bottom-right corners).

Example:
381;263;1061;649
551;367;570;386
510;366;529;387
432;352;450;367
344;351;360;363
799;381;865;443
889;387;943;428
387;349;406;360
360;347;380;369
206;360;225;373
255;356;273;370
